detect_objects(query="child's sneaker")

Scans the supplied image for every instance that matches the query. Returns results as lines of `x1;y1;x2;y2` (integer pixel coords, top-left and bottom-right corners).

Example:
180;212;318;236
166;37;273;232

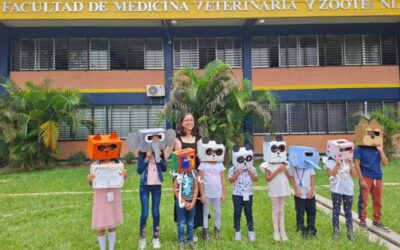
152;238;161;249
234;231;241;241
193;235;198;243
347;229;355;241
139;238;146;250
248;231;256;242
203;228;210;241
188;241;196;250
178;243;184;250
273;232;281;241
280;231;288;241
359;221;367;229
332;228;340;240
214;227;221;240
372;222;390;232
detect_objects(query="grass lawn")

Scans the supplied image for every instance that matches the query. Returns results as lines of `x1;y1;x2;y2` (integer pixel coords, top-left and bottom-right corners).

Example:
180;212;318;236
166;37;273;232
0;161;393;250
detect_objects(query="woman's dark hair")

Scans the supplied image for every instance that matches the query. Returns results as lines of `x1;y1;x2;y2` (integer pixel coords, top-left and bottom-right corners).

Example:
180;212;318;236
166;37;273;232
177;113;199;137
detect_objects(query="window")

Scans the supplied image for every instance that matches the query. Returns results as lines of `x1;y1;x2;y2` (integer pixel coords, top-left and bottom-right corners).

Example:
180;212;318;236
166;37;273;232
90;38;109;70
289;103;309;133
110;38;127;70
346;102;364;132
381;35;398;65
320;35;343;66
309;103;327;133
69;38;88;70
12;38;54;70
362;34;381;65
299;36;318;66
328;102;347;133
55;38;68;70
270;104;289;134
344;35;362;65
251;36;279;68
279;36;298;67
173;37;242;69
145;38;164;69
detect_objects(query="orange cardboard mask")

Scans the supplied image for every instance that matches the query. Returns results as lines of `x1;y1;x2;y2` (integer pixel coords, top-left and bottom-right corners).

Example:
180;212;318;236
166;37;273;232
354;118;384;146
87;131;122;161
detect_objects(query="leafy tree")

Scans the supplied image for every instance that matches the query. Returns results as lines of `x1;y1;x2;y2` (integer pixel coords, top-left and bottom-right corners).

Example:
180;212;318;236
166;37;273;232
0;79;93;170
163;60;277;161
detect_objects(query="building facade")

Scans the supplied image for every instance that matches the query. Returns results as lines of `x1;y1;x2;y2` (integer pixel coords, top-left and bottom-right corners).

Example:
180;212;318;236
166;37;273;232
0;0;399;157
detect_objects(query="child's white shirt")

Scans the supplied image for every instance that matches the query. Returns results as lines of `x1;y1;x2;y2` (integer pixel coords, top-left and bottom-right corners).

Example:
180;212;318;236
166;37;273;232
260;162;291;197
326;159;354;196
288;167;315;199
199;162;225;198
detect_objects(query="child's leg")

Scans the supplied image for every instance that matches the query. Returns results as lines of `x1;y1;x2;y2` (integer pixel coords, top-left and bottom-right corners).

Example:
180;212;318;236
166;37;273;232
331;192;342;230
271;197;280;233
97;230;106;250
343;194;354;230
176;201;186;244
214;198;222;229
151;185;162;239
203;197;212;229
232;195;244;232
305;196;317;235
186;206;196;243
294;196;306;232
278;197;286;234
139;185;150;238
108;228;116;250
243;195;254;232
370;179;383;224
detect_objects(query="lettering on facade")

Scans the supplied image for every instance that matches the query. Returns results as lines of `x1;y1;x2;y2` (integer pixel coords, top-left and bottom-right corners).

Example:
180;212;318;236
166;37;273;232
1;0;400;13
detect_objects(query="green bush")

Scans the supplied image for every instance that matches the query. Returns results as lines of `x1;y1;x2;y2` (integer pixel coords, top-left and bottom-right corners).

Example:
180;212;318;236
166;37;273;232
67;151;87;166
123;151;135;164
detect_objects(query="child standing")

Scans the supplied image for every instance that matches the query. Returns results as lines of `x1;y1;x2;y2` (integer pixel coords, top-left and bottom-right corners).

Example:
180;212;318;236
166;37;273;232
326;158;357;240
199;161;226;240
288;165;317;237
174;170;199;250
88;163;127;250
137;138;168;250
228;165;258;241
260;162;291;241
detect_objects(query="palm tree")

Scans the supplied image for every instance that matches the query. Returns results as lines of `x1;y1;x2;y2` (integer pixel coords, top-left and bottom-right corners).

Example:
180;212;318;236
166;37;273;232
0;79;93;170
163;60;277;161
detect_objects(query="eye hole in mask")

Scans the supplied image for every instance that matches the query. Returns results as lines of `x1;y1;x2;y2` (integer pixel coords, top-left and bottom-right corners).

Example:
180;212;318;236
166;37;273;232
237;156;245;163
271;145;285;153
246;155;253;162
340;147;353;152
206;148;224;156
304;152;314;157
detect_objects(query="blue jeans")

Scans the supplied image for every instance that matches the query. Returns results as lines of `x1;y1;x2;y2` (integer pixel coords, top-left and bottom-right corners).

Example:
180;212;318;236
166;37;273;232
176;201;195;244
139;185;162;238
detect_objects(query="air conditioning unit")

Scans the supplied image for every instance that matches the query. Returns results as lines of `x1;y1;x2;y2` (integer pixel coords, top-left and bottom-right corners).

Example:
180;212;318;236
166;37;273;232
146;84;165;97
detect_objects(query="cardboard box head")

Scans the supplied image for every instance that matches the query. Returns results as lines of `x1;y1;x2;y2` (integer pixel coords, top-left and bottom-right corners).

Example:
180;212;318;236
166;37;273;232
232;144;253;169
86;131;122;161
197;138;225;162
289;146;320;169
326;139;354;160
172;148;196;173
263;135;287;163
354;118;384;146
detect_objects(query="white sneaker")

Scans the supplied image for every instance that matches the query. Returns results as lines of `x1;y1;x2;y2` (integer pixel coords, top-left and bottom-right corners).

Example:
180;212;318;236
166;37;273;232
152;238;161;249
139;238;146;250
193;235;198;243
280;232;288;241
234;231;241;241
273;232;281;241
248;231;256;242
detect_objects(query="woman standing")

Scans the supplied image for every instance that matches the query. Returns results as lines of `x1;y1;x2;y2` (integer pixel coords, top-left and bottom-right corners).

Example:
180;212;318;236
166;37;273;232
174;113;204;241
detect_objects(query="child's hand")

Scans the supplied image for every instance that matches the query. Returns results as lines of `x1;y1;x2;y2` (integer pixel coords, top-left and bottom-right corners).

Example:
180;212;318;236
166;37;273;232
146;151;152;159
121;169;128;176
201;195;206;204
87;174;95;182
185;202;194;210
306;190;314;199
360;179;368;189
376;144;384;152
221;194;226;203
295;188;302;198
336;159;342;166
278;165;286;172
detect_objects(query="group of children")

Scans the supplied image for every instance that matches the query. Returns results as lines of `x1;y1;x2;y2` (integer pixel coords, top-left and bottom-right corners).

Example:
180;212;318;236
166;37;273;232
87;117;389;250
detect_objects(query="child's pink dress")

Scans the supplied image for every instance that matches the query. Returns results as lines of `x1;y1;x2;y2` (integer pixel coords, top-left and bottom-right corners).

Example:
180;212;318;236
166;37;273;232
92;188;123;230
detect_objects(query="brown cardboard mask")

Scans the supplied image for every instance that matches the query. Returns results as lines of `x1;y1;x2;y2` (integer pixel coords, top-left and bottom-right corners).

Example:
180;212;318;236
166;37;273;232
354;118;384;146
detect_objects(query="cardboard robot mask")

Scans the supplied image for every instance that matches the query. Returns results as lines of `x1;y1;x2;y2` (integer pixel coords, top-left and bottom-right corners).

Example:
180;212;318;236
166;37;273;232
289;146;320;169
172;148;196;173
263;135;287;163
197;138;225;162
232;144;253;169
127;128;176;163
86;131;122;161
326;139;354;161
354;118;384;146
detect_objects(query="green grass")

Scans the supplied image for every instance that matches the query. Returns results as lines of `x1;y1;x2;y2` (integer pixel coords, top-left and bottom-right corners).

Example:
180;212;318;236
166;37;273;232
0;162;393;250
314;159;400;233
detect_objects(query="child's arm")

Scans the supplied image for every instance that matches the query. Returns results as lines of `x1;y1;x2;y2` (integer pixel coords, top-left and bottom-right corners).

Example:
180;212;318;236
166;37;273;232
354;159;367;188
173;177;180;200
287;175;301;197
187;178;199;210
327;159;341;177
247;167;258;182
87;174;95;187
137;152;150;174
264;164;285;182
220;171;226;203
199;170;206;204
306;175;315;199
377;144;389;165
229;168;243;183
348;159;358;178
